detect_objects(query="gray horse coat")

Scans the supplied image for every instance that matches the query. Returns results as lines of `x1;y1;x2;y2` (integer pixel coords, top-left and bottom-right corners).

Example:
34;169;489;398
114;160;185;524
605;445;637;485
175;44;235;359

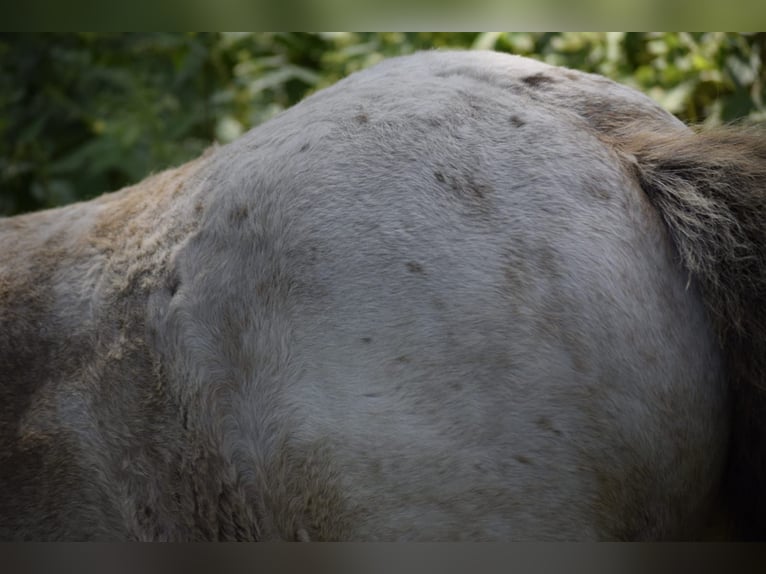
2;50;765;540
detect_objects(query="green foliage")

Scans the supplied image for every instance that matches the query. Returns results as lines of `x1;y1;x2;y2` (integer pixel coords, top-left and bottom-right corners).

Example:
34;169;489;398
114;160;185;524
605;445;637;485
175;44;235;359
1;32;764;215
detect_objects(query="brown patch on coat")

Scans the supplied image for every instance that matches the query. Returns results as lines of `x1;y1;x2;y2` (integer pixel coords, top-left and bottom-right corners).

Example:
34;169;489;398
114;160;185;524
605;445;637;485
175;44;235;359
574;96;675;140
0;213;85;464
265;439;360;541
592;457;676;540
171;437;357;541
0;152;214;539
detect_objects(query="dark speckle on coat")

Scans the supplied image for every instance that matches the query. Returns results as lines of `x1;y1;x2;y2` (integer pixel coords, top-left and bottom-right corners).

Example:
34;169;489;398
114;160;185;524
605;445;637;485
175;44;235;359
230;205;249;224
522;74;557;88
536;415;563;436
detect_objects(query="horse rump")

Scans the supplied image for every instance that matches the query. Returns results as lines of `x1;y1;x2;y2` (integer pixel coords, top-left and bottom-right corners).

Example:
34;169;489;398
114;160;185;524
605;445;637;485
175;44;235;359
616;122;766;539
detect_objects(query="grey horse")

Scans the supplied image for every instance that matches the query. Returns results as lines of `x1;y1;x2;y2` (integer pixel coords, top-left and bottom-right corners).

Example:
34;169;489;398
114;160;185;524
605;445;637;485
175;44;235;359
1;50;765;540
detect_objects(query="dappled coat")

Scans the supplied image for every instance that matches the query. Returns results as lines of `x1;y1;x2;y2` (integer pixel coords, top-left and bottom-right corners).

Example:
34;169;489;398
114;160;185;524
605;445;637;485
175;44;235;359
1;50;765;540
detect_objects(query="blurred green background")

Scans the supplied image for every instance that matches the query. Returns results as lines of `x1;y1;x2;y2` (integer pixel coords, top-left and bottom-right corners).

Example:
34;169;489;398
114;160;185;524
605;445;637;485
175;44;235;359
1;32;764;216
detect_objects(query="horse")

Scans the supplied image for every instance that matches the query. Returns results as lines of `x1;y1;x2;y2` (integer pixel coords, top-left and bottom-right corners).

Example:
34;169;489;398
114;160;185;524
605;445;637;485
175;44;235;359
1;50;764;540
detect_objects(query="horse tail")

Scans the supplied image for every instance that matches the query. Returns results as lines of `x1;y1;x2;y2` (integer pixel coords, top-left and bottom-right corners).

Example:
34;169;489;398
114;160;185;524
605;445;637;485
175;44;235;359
614;122;766;539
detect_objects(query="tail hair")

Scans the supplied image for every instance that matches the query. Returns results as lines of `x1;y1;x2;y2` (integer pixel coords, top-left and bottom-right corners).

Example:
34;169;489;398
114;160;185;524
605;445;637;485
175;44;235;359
614;122;766;539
